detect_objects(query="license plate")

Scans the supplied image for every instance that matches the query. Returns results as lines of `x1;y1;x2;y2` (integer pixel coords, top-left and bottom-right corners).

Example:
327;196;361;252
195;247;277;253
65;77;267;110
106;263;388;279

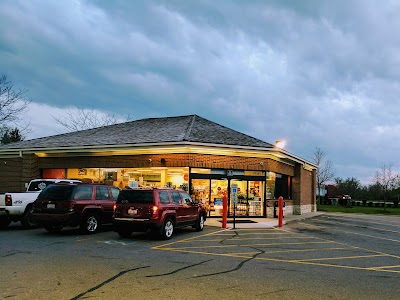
128;208;138;215
47;203;55;209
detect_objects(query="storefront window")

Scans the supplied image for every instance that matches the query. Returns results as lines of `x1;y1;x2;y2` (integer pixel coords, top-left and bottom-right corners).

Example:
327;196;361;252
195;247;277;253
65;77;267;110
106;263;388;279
191;179;210;210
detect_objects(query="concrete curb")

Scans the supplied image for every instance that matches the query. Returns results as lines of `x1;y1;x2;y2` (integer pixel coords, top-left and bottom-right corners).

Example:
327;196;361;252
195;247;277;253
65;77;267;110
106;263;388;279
205;211;325;229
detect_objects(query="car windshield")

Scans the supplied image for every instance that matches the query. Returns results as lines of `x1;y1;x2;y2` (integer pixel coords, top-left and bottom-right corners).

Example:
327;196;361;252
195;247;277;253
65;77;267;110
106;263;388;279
36;185;75;201
117;190;154;204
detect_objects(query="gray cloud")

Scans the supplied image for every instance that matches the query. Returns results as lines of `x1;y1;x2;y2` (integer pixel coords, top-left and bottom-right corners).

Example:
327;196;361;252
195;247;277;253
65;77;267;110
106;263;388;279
1;0;400;184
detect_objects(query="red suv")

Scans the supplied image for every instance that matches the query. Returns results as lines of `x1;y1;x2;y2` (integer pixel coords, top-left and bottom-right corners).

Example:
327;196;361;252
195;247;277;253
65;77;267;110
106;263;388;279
32;183;120;234
113;188;207;239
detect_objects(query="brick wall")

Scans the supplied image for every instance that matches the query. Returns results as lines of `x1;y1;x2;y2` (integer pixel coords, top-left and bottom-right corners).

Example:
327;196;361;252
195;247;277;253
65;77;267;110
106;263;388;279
292;163;316;214
0;157;24;192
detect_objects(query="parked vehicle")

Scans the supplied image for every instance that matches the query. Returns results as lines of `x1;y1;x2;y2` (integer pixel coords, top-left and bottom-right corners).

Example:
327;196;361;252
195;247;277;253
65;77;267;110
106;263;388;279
32;183;120;234
0;179;81;229
113;188;207;239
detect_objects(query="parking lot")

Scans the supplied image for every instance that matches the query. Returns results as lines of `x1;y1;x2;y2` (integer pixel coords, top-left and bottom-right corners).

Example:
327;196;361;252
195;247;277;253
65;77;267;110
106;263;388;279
155;213;400;274
1;213;399;299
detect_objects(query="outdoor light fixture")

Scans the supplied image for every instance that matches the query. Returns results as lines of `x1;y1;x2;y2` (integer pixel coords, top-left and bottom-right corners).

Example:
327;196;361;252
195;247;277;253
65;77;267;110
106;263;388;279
275;140;286;149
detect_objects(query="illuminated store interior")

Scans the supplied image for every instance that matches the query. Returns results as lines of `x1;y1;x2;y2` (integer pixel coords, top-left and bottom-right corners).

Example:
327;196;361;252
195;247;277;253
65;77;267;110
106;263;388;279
42;167;292;218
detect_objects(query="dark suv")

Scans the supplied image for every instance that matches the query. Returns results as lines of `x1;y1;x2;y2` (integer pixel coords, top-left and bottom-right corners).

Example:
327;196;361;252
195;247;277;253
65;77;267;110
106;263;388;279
113;188;207;239
32;183;120;234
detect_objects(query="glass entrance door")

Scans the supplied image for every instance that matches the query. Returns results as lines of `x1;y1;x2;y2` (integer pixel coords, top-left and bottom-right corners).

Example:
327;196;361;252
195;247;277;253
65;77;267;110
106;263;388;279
210;179;228;217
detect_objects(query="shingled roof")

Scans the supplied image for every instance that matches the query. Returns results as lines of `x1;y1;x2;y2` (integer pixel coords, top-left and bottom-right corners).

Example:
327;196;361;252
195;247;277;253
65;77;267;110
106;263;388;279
0;115;274;150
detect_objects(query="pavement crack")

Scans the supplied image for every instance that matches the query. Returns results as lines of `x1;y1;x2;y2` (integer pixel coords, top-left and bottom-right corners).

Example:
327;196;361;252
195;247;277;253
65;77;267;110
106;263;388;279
2;251;31;257
220;231;239;244
146;259;213;277
194;247;264;278
70;266;150;300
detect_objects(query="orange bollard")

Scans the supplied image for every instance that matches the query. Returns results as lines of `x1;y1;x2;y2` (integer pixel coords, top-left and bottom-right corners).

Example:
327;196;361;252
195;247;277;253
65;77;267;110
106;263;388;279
222;194;228;228
278;196;283;227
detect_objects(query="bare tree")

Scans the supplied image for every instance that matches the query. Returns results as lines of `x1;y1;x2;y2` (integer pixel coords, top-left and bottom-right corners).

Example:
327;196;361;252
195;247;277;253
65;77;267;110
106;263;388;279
312;147;335;205
0;75;31;133
374;163;399;212
52;106;122;132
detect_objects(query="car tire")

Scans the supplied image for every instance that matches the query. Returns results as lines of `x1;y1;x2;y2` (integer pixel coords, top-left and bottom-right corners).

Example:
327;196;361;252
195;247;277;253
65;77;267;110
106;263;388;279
160;218;174;240
195;214;205;231
80;213;100;234
21;207;38;229
0;217;11;228
44;224;63;233
117;228;132;238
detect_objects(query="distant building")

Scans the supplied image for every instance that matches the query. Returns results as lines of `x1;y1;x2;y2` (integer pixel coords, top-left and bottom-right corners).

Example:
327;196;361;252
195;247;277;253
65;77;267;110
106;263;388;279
0;115;317;217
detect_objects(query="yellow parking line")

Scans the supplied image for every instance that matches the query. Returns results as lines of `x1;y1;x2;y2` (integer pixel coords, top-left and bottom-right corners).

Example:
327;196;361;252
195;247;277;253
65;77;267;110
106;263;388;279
226;236;316;241
368;265;400;270
157;241;331;250
263;247;352;254
227;252;261;255
239;241;332;247
176;236;305;242
152;229;230;249
294;254;384;262
212;232;295;236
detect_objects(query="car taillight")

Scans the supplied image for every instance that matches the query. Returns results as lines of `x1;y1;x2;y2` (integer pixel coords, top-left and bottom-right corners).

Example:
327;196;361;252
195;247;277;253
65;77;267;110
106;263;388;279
69;201;75;211
152;206;159;218
5;195;12;206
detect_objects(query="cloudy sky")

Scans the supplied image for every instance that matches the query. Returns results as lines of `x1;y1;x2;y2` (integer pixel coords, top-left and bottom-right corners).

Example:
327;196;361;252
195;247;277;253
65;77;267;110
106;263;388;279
1;0;399;185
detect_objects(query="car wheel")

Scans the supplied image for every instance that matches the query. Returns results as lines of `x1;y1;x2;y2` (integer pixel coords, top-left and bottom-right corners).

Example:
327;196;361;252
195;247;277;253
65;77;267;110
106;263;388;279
195;214;205;231
44;224;63;233
160;218;174;240
0;217;11;228
21;207;38;229
117;228;132;238
80;213;100;234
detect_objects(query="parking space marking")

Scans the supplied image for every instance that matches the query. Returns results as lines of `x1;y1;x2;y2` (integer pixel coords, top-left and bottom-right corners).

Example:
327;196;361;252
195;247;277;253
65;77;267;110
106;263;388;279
293;254;385;262
321;214;400;227
369;265;400;270
154;227;400;274
311;222;400;244
317;218;400;235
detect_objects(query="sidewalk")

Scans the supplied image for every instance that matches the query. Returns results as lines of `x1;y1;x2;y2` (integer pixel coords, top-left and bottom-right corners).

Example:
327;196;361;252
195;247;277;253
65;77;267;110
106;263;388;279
205;211;324;229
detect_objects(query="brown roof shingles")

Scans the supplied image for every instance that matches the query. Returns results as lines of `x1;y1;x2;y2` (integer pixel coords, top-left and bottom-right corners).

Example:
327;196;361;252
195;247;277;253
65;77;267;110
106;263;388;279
0;115;273;149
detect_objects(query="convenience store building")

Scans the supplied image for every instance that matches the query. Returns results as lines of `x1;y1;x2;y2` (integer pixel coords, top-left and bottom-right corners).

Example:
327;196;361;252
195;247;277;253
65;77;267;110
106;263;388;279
0;115;317;218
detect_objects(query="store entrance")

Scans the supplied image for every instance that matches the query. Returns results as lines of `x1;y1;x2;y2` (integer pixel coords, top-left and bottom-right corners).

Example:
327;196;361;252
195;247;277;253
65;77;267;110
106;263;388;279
191;175;265;217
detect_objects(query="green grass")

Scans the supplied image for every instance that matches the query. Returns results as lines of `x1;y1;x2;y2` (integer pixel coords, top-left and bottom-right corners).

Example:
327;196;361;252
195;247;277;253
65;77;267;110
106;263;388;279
318;204;400;215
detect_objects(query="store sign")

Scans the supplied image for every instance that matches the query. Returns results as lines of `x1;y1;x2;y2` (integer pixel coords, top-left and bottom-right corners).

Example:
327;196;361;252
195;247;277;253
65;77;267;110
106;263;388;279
244;171;263;176
231;183;238;204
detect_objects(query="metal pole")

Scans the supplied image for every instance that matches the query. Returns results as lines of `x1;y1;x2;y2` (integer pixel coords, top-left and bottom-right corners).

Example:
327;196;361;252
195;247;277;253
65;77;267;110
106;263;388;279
278;196;283;227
